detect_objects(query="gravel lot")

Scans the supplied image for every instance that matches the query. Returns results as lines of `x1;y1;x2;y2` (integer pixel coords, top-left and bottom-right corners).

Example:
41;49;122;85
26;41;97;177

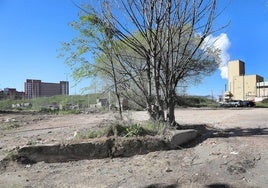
0;108;267;188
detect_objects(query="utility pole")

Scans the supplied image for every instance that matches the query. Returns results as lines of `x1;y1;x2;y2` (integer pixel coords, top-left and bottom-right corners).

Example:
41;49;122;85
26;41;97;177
243;74;245;100
211;90;214;101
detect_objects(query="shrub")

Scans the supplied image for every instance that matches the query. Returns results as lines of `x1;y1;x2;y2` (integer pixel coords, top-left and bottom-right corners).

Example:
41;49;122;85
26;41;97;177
105;123;128;137
262;98;268;103
125;124;144;137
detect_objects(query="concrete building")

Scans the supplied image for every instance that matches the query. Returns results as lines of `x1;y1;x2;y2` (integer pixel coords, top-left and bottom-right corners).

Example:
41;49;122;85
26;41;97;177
4;88;17;100
227;60;268;101
0;88;24;100
24;79;69;99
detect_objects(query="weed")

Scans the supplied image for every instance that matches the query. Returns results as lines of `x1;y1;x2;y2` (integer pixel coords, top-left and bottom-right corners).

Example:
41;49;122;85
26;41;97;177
73;118;167;140
141;121;168;135
75;129;106;140
0;122;20;130
58;109;81;115
105;123;127;137
4;149;19;162
125;124;144;137
26;140;38;146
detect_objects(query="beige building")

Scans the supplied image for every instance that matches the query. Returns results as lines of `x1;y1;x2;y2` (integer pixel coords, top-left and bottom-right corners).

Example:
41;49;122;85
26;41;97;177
227;60;267;101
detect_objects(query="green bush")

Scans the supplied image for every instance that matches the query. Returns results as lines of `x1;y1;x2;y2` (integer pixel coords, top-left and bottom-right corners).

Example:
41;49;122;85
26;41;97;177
261;98;268;103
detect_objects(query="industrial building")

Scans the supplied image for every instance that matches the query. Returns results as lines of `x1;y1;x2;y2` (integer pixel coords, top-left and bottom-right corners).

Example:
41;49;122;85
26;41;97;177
24;79;69;99
226;60;268;101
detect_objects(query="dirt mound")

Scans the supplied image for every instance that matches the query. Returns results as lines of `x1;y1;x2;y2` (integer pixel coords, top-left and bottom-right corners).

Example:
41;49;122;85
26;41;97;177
4;129;198;164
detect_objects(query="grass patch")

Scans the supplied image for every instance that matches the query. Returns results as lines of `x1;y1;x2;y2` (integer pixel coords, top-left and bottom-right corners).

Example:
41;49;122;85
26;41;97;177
0;93;101;111
176;95;219;108
141;121;168;135
0;122;20;130
57;109;81;115
255;103;268;108
125;124;144;137
74;120;166;140
256;98;268;108
2;149;19;162
75;129;106;139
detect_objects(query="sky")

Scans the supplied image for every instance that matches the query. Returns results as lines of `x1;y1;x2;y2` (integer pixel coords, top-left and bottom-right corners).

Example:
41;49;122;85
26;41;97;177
0;0;268;97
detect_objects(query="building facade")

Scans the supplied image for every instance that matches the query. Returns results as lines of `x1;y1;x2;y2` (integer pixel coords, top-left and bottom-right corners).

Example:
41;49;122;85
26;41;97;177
227;60;267;101
4;88;17;100
24;79;69;99
0;88;24;100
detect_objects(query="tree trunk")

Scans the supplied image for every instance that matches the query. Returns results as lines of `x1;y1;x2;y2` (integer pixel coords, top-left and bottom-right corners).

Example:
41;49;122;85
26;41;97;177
116;92;123;120
166;88;177;127
166;101;176;126
110;47;123;120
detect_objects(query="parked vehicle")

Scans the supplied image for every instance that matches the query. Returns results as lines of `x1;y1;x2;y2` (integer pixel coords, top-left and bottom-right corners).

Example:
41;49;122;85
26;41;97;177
241;100;256;107
220;100;254;107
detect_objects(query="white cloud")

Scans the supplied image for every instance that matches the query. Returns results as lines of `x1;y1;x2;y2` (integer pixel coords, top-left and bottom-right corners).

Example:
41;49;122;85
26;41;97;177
203;33;231;79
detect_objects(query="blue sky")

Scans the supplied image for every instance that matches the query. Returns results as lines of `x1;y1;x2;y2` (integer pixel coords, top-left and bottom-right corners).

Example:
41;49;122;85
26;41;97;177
0;0;268;96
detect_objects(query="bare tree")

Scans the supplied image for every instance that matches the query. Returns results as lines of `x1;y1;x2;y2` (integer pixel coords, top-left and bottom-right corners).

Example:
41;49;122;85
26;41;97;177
61;0;222;126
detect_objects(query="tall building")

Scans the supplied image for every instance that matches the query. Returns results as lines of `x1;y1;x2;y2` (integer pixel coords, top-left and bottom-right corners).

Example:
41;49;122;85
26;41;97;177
228;60;245;93
227;60;266;101
25;79;69;99
25;79;41;99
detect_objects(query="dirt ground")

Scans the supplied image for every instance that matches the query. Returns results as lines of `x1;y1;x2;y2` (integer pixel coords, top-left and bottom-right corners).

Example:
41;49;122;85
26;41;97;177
0;108;267;188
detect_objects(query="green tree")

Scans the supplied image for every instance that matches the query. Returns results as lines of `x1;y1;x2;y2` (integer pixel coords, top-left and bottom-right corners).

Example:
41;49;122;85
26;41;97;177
59;4;125;119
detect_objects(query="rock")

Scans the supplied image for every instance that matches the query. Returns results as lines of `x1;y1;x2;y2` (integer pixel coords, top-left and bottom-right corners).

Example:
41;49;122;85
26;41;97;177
165;168;172;172
164;129;199;149
227;165;246;174
230;151;239;155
